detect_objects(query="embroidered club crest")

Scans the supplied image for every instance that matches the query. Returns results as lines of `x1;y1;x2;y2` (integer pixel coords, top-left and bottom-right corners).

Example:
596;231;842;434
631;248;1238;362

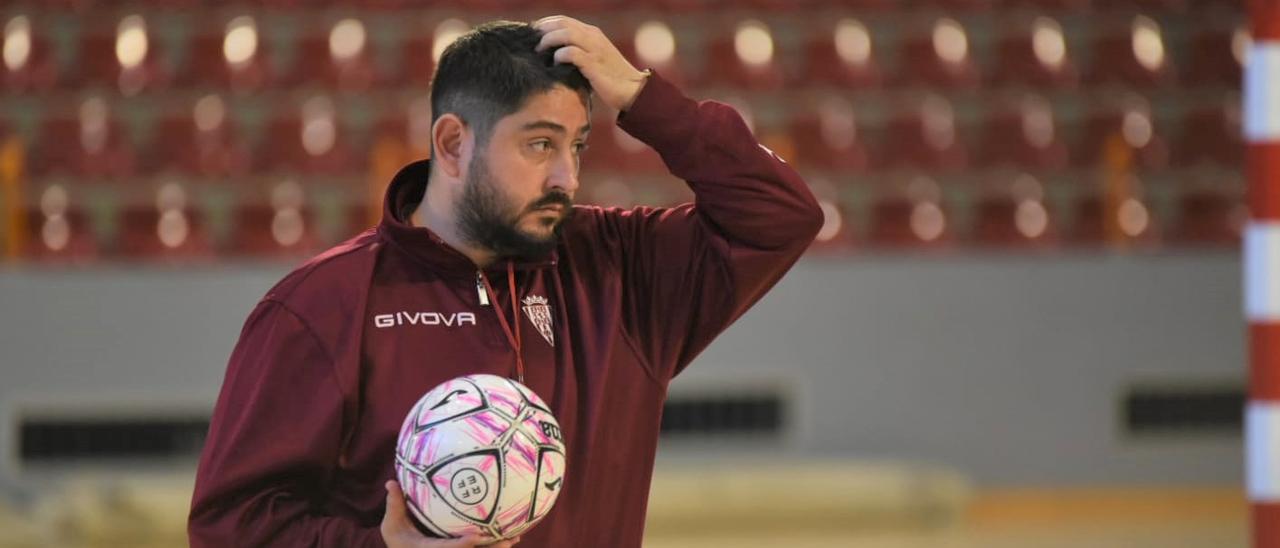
521;295;555;347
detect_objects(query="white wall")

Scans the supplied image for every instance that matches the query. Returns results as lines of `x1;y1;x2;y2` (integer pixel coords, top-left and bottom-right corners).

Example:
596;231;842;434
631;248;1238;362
0;252;1244;488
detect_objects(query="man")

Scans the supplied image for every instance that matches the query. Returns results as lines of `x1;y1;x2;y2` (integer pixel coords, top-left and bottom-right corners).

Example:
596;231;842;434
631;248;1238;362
189;16;821;548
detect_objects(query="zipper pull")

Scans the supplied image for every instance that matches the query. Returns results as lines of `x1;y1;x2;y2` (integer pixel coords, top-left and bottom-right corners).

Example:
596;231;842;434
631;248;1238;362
476;272;490;306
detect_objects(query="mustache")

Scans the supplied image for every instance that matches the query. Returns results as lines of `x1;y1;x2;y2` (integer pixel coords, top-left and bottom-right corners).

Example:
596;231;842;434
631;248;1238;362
528;192;574;211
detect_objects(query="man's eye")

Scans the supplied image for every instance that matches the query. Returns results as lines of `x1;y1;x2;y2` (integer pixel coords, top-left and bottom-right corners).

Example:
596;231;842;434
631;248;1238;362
531;141;552;152
573;142;589;154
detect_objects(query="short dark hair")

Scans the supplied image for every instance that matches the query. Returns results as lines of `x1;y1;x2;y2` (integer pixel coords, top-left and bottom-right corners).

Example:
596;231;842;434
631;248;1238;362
430;21;593;151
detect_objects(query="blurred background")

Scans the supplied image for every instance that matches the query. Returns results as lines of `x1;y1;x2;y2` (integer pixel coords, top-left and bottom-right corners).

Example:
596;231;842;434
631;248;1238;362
0;0;1252;546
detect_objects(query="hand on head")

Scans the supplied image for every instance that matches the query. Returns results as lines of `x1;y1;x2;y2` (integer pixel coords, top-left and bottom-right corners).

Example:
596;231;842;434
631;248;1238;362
533;16;649;113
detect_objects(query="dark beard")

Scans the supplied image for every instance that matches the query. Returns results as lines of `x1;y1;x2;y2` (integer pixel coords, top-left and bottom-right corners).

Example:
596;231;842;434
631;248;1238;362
456;155;574;261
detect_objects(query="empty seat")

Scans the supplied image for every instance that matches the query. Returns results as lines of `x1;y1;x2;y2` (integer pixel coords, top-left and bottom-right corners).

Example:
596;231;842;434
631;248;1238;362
71;14;170;95
3;15;59;92
1170;187;1242;245
1086;15;1174;88
1073;97;1169;171
145;94;253;177
177;15;275;92
583;110;666;174
1173;101;1242;167
788;96;872;172
261;95;363;175
797;17;883;89
894;17;980;90
971;174;1057;248
285;18;381;91
20;185;99;263
371;96;434;162
867;176;953;248
804;177;856;253
925;0;996;10
977;94;1069;170
227;180;320;258
31;96;138;181
880;95;969;172
1001;0;1092;8
989;15;1079;89
699;20;786;90
620;20;690;90
393;18;471;88
1066;185;1160;246
1093;0;1189;11
113;183;214;260
1183;26;1247;87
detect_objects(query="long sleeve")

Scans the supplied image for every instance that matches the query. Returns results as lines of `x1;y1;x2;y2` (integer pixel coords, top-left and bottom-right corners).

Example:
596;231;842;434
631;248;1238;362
188;300;384;548
603;72;824;380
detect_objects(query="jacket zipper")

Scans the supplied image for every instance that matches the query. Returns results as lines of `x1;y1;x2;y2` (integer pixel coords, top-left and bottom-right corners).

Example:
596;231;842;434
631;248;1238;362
476;271;490;306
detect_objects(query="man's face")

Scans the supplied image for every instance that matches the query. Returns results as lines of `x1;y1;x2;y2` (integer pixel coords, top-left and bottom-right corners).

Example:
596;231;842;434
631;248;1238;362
456;84;591;259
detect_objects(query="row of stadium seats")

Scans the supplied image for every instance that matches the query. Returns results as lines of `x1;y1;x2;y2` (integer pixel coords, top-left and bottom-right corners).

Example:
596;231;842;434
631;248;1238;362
13;0;1247;12
6;174;1242;263
2;9;1246;94
0;90;1241;178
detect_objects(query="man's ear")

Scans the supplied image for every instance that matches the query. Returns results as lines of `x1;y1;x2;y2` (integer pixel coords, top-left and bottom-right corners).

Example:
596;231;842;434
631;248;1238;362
432;113;469;179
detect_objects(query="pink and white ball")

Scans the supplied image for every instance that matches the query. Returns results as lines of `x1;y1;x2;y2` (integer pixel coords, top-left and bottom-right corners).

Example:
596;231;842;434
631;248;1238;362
394;374;566;541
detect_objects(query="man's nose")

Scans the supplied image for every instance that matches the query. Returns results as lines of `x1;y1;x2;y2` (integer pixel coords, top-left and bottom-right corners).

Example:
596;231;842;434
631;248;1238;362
546;149;580;196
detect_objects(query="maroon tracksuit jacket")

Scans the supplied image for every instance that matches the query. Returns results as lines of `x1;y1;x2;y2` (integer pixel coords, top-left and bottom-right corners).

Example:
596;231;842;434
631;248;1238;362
188;74;822;547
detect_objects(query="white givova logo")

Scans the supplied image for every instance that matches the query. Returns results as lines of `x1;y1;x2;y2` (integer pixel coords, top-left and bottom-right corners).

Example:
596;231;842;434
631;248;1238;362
374;311;477;328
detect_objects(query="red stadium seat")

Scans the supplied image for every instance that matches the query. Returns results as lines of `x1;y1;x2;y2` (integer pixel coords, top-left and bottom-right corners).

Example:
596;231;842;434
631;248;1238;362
787;96;871;173
699;20;786;90
804;177;857;253
1066;185;1160;246
371;96;434;162
393;18;471;89
925;0;996;10
894;17;980;90
3;15;60;93
227;180;321;258
1173;101;1242;168
797;17;883;89
177;16;275;92
146;94;254;178
651;0;714;11
867;176;954;249
970;174;1057;248
114;183;215;261
578;175;636;209
31;97;138;181
285;18;381;92
424;0;536;10
1073;97;1169;171
977;94;1069;170
619;20;690;90
1086;15;1175;88
21;185;99;263
71;14;170;95
583;110;665;174
255;0;336;8
262;95;363;176
880;95;969;173
1001;0;1092;8
1093;0;1188;11
1183;26;1247;87
1169;187;1243;246
989;15;1079;89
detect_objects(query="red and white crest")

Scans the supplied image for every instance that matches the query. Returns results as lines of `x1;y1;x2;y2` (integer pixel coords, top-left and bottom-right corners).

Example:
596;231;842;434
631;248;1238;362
521;295;554;347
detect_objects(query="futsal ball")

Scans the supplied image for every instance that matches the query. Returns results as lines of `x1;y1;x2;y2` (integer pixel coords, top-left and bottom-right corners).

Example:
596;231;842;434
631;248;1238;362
394;374;566;540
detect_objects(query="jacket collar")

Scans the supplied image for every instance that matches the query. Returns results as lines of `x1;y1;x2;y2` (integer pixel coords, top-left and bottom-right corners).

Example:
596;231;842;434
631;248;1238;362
377;159;558;277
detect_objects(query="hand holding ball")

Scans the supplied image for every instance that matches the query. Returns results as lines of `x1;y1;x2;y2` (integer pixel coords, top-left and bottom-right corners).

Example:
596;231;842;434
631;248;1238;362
394;374;566;542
